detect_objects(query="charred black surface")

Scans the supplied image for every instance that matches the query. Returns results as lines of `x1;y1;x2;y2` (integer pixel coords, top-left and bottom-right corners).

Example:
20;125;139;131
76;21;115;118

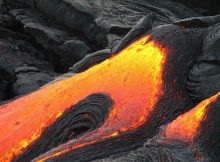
92;137;197;162
195;96;220;162
69;49;112;73
0;64;16;100
173;15;220;28
186;23;220;101
113;14;155;54
40;125;160;162
13;93;113;162
172;0;220;15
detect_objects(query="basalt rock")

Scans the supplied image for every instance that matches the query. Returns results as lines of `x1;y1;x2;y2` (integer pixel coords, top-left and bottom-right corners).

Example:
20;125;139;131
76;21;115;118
10;9;92;71
69;49;112;73
185;17;220;101
173;0;220;15
0;64;16;101
0;24;57;100
13;66;57;96
5;0;199;47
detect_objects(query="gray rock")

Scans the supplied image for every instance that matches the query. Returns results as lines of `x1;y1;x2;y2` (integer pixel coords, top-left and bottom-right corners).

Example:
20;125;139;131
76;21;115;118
60;39;90;67
0;13;27;39
52;49;112;82
0;12;48;101
5;0;200;47
10;9;92;70
0;14;18;29
69;49;112;73
113;14;155;54
186;23;220;101
0;64;16;101
107;34;122;50
0;38;54;71
13;66;56;96
172;0;220;15
0;29;57;99
24;22;67;46
173;15;220;28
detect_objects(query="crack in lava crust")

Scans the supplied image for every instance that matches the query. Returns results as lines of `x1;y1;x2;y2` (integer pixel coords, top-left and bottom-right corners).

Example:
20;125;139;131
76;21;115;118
0;35;167;162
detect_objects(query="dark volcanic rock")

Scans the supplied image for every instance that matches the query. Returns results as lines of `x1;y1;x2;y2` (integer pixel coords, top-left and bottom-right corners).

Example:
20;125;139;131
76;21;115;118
13;66;56;96
53;49;112;82
2;0;202;72
60;39;90;67
0;64;16;101
186;22;220;101
0;14;19;30
0;38;53;71
173;0;220;15
5;0;200;48
0;12;58;101
0;37;57;98
69;49;112;73
10;9;92;70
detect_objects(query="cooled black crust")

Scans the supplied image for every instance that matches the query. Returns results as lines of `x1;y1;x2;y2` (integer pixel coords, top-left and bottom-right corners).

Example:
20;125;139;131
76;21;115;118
13;93;113;162
69;49;112;73
112;14;155;54
173;15;220;28
186;23;220;101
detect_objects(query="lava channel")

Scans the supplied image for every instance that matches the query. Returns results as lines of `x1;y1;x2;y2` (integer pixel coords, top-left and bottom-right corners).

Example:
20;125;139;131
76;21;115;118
164;92;220;142
0;35;167;162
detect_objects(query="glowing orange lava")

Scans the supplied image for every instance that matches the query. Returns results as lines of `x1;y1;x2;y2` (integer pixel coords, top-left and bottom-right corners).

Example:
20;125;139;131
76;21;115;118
164;92;220;142
0;35;166;162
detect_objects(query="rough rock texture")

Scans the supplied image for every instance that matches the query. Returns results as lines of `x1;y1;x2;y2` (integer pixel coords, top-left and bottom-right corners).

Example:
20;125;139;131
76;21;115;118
10;9;92;71
0;35;57;97
13;66;56;96
172;0;220;15
0;11;58;101
92;134;197;162
184;19;220;101
5;0;199;47
0;64;16;100
14;93;113;162
69;49;112;73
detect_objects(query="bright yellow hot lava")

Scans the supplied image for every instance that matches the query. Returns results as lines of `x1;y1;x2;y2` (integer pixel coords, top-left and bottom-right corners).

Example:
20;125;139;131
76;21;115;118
164;92;220;142
0;35;166;162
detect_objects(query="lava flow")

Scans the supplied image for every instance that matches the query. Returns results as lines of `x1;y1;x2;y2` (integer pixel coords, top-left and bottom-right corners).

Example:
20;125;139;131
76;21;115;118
164;92;220;142
0;35;167;162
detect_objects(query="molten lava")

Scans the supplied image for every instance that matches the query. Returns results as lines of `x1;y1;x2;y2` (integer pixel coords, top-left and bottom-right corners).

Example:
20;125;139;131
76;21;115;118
164;92;220;142
0;35;167;161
